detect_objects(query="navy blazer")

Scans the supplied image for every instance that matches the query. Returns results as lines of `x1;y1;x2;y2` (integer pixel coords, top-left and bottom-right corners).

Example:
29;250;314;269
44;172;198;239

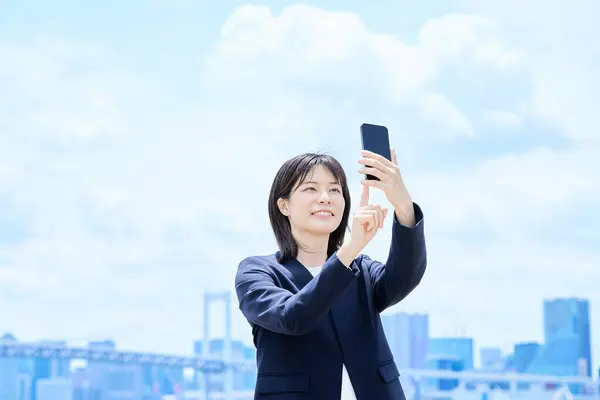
235;203;426;400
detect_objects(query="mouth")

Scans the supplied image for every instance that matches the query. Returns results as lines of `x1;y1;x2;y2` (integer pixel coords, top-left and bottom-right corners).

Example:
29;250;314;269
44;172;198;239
311;210;334;217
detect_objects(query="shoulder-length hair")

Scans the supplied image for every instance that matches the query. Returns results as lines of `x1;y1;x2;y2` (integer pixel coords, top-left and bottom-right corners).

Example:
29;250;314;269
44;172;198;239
268;153;351;263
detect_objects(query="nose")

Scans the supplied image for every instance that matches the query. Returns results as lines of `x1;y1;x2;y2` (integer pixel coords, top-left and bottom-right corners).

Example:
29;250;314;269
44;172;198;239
318;190;331;204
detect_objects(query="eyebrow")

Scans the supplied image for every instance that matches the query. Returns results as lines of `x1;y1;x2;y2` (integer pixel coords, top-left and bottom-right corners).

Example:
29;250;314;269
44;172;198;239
303;181;340;185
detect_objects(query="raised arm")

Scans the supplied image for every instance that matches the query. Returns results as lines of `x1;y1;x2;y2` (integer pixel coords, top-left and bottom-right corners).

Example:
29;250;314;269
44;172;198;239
235;253;360;336
366;202;426;312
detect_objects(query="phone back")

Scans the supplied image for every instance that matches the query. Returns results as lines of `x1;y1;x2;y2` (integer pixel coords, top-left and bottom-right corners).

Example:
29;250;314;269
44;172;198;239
360;123;392;181
360;123;391;160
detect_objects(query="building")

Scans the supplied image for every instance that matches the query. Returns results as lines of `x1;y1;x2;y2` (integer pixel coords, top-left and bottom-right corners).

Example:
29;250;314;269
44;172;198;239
425;355;464;391
381;312;429;369
513;342;540;373
428;337;474;371
193;338;257;394
479;347;504;371
526;298;592;377
36;377;72;400
0;332;20;400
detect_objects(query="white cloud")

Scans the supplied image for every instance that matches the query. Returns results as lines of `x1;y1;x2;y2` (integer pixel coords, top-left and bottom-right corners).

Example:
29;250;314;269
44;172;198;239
481;110;522;130
0;3;598;363
204;4;518;134
469;0;600;145
201;3;600;361
418;14;522;69
417;92;474;137
0;38;142;146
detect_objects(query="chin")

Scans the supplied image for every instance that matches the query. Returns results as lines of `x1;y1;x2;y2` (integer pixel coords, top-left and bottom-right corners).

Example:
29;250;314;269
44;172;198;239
311;228;336;236
308;222;341;236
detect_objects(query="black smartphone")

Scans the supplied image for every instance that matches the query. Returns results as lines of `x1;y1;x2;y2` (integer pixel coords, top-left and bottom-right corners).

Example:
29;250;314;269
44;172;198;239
360;123;391;180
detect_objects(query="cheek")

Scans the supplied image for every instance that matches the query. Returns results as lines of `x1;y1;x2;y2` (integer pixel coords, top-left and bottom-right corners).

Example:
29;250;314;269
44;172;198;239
288;197;311;220
335;198;346;216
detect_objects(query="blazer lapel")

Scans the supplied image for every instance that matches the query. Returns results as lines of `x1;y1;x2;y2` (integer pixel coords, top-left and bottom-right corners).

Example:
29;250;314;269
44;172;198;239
278;252;314;290
278;253;341;349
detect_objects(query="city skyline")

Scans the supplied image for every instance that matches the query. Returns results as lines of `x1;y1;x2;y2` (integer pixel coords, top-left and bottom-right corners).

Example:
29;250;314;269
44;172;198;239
1;334;595;399
0;296;594;399
1;295;595;373
1;0;599;387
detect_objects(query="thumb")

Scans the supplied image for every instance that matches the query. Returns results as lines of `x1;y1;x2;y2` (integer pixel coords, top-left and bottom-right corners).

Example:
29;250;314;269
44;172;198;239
360;184;369;207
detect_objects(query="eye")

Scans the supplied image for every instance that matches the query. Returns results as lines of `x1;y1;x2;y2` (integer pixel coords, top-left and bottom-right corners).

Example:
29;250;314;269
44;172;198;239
304;187;317;191
330;188;341;193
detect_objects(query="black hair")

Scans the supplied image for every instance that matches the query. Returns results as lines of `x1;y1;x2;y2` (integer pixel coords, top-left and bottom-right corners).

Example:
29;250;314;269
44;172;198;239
268;153;351;263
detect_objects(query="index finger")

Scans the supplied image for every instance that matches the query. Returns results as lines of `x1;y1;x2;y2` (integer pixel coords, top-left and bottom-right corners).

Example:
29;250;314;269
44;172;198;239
360;183;369;207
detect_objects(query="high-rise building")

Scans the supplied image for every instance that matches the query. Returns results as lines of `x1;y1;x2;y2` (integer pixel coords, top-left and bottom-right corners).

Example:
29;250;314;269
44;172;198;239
527;298;592;377
29;340;71;400
428;337;474;370
381;312;429;369
513;342;540;373
0;333;19;400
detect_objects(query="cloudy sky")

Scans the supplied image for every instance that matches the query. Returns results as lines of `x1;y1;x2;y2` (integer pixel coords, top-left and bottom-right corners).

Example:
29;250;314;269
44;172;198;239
1;0;598;368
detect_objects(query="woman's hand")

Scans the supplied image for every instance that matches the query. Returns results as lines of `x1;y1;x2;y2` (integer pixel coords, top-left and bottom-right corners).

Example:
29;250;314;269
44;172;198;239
338;185;388;267
358;148;415;227
349;185;388;246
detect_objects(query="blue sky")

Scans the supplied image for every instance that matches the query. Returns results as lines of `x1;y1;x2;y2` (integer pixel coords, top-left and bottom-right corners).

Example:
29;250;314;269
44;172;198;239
1;0;599;368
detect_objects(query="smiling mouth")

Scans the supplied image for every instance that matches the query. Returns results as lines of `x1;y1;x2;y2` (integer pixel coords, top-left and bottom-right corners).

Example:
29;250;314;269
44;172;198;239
312;211;334;216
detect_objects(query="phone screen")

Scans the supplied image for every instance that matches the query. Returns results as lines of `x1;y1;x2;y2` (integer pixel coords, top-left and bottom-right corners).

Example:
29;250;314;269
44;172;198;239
360;123;391;180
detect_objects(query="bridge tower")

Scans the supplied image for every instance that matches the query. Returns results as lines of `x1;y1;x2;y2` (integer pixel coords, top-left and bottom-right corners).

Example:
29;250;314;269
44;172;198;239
203;291;233;398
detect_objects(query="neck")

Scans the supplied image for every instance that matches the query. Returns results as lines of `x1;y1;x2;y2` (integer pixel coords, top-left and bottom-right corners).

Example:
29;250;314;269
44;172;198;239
293;228;329;267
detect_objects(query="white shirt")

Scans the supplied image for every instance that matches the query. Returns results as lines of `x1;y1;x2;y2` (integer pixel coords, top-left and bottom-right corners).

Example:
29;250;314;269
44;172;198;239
305;265;357;400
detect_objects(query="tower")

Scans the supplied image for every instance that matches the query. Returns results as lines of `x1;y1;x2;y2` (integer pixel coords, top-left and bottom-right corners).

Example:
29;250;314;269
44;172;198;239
203;291;233;398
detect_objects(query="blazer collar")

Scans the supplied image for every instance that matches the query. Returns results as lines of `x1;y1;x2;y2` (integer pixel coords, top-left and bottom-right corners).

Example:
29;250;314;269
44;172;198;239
275;251;314;289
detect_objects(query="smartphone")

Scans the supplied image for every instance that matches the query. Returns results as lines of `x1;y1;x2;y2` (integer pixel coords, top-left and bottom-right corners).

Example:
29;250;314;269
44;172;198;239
360;123;391;180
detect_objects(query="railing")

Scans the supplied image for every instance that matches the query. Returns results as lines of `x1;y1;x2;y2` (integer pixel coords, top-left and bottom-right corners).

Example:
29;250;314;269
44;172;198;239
0;342;227;372
2;342;597;399
397;369;598;399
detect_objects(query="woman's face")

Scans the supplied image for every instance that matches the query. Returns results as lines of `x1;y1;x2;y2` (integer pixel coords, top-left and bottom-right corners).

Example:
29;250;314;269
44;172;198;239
278;165;346;237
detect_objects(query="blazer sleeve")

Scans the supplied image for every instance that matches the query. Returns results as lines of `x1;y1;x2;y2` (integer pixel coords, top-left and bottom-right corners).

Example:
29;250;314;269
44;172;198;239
235;253;360;336
365;202;427;313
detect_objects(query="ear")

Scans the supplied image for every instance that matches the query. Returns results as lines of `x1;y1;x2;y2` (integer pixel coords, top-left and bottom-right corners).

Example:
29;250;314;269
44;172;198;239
277;198;290;216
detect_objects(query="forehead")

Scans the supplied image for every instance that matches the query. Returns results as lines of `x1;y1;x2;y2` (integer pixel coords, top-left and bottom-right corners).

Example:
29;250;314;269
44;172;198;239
302;165;338;183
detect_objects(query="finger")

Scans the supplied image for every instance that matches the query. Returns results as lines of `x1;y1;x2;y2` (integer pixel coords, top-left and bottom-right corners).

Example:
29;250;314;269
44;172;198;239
361;150;395;169
363;212;377;232
358;214;375;232
358;167;386;181
370;206;382;229
380;207;387;228
391;148;398;166
358;209;377;229
359;183;369;207
375;205;383;228
361;179;384;190
358;158;392;175
362;206;382;230
372;207;381;231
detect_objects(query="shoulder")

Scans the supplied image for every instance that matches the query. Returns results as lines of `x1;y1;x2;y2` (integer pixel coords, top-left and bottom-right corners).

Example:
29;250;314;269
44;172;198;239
235;253;281;286
236;253;283;279
238;253;278;270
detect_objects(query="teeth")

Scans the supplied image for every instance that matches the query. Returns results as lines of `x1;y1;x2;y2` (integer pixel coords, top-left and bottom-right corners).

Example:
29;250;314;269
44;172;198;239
314;211;332;216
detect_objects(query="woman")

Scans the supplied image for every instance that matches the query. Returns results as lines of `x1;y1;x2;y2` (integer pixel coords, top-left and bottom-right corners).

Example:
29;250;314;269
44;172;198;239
235;149;427;400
